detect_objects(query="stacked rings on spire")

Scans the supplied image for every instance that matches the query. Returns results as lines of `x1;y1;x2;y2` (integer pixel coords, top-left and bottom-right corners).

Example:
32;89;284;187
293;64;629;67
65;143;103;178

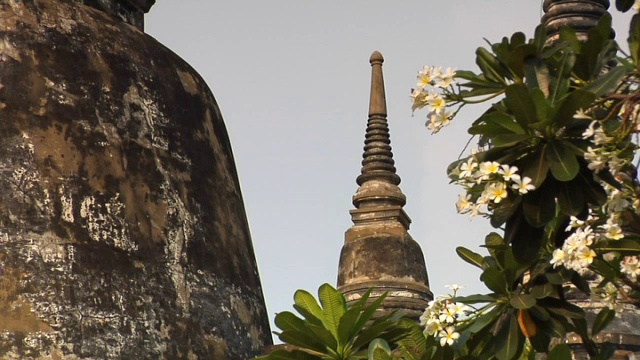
542;0;612;43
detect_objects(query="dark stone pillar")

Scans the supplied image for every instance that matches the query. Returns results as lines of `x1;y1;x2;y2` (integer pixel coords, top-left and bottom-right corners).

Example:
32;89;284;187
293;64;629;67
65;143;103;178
0;1;271;358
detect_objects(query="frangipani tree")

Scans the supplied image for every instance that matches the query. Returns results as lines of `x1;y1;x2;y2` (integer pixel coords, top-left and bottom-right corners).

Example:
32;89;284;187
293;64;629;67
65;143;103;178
410;1;640;359
260;2;640;360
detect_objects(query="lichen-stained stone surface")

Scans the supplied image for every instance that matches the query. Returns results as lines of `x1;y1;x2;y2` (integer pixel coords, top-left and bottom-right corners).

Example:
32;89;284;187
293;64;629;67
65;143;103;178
0;1;272;358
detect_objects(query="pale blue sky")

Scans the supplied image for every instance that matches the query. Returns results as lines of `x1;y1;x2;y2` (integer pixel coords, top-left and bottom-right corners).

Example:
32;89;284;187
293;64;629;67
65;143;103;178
145;1;632;339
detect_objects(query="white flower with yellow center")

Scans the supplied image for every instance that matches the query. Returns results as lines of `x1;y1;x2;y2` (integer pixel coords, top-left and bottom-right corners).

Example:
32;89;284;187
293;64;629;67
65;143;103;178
416;66;433;89
436;67;456;88
439;326;460;346
485;182;508;203
512;176;535;194
550;248;566;268
426;91;447;114
459;159;478;179
479;161;501;177
456;194;472;213
576;246;596;268
621;256;640;279
500;165;520;182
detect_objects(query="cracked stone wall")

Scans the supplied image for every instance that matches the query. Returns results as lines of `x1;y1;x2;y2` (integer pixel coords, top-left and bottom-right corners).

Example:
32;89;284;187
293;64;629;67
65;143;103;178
0;0;272;358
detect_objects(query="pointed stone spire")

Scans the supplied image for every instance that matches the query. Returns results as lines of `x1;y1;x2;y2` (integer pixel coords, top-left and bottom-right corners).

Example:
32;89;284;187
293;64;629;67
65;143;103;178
337;52;432;321
541;0;612;44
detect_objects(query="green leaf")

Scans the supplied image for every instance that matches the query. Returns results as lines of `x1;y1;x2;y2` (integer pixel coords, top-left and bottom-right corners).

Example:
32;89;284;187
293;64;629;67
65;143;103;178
468;307;502;333
481;267;507;294
546;268;573;285
454;294;497;304
318;283;346;337
545;141;579;181
629;14;640;64
485;232;505;262
278;330;327;354
583;66;630;97
549;50;575;104
294;289;324;324
548;344;572;360
593;239;640;252
524;56;550;97
522;148;549;189
469;111;525;136
592;307;615;336
456;247;485;269
530;283;554;299
368;339;392;360
510;294;536;309
545;301;585;319
275;311;307;332
495;315;522;360
476;47;507;84
492;134;532;148
261;349;323;360
337;307;361;346
505;210;545;264
554;89;595;128
505;84;537;125
352;293;388;336
306;324;338;350
529;305;550;321
491;195;521;228
557;180;585;216
530;88;550;122
617;0;635;12
522;180;556;227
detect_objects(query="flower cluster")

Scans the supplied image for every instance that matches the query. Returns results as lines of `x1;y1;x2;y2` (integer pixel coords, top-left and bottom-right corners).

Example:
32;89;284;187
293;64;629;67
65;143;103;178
419;285;471;347
621;256;640;280
550;225;597;271
412;66;457;134
579;110;627;176
451;158;535;218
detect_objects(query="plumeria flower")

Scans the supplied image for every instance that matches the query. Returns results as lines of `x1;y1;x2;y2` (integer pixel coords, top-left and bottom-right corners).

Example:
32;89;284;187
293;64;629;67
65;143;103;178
445;284;464;292
592;127;610;145
584;147;607;173
424;319;442;336
582;121;597;139
436;67;456;88
478;161;500;179
512;176;535;194
575;246;596;267
447;302;471;316
485;182;508;203
426;110;452;133
456;194;472;213
439;326;460;346
459;158;478;179
551;248;566;268
621;256;640;279
416;66;434;89
426;91;447;113
500;165;520;182
607;189;630;212
439;307;456;324
603;217;624;240
574;108;592;119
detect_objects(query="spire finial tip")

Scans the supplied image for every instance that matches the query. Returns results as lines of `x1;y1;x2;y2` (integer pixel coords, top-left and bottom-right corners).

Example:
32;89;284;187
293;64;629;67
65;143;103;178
370;51;384;65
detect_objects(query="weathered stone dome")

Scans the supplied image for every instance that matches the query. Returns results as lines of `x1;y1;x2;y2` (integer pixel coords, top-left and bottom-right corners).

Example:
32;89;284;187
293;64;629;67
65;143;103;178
0;1;271;358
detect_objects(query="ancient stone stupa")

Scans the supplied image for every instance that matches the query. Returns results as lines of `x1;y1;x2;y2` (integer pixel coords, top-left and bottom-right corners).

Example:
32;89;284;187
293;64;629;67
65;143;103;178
337;52;433;321
0;1;271;358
